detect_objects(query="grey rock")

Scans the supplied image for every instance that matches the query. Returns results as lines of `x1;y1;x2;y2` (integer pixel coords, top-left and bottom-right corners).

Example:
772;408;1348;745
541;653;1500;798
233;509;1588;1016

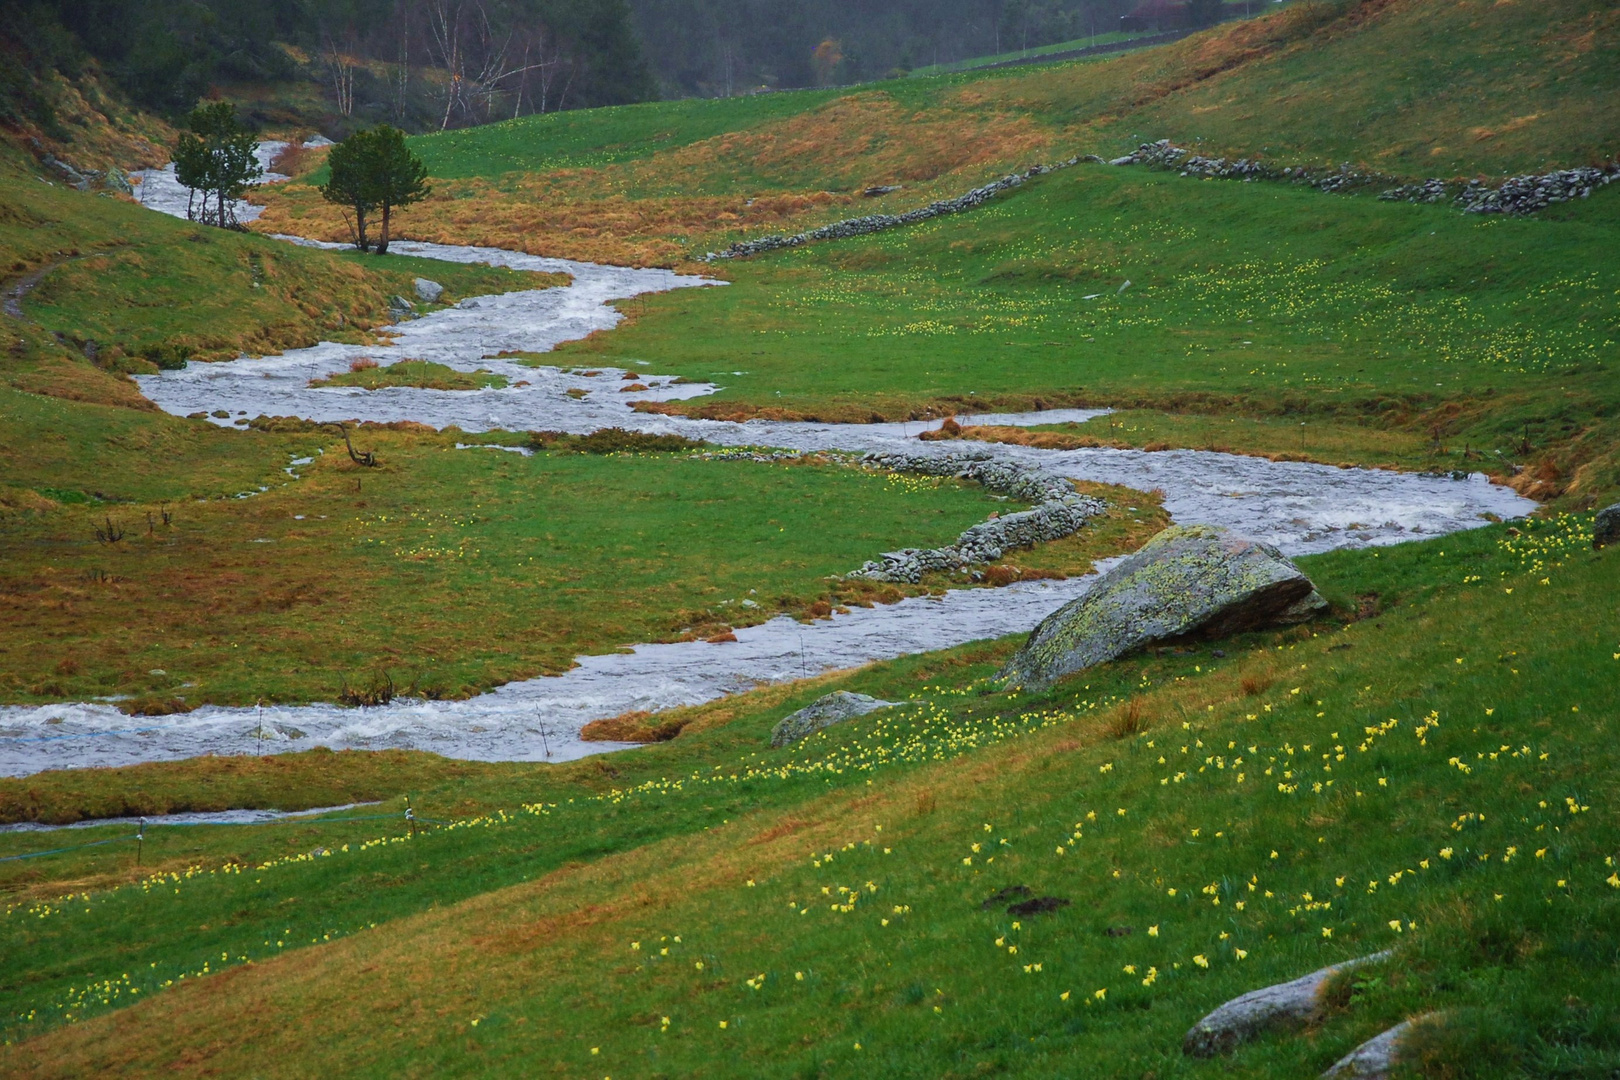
1183;951;1392;1057
388;295;416;322
1322;1016;1435;1078
458;298;481;310
862;185;902;197
414;277;444;303
103;167;134;195
1004;524;1327;691
770;691;899;748
1595;503;1620;549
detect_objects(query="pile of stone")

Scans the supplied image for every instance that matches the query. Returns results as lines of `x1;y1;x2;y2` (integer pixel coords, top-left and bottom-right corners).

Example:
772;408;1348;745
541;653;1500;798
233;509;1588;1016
1378;177;1452;204
1379;166;1618;214
1453;165;1618;214
848;450;1105;584
702;159;1081;261
1109;140;1265;181
698;449;824;464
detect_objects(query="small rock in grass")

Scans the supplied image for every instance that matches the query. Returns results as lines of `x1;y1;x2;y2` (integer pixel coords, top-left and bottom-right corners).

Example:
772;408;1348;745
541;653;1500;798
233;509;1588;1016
414;278;444;303
1323;1014;1441;1078
1594;503;1620;549
770;691;898;748
1183;951;1392;1057
1003;524;1326;691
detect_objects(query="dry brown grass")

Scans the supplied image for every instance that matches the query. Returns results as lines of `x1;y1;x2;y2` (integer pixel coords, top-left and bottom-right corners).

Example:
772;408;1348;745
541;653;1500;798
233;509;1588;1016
249;90;1064;267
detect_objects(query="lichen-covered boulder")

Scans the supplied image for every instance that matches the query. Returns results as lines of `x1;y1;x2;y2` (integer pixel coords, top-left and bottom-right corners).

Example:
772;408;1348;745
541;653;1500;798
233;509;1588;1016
770;691;898;748
1003;524;1327;690
414;278;445;303
1183;951;1391;1057
1595;503;1620;549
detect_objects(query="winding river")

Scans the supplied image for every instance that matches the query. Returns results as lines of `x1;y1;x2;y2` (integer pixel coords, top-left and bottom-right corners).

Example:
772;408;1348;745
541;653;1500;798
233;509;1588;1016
0;171;1537;778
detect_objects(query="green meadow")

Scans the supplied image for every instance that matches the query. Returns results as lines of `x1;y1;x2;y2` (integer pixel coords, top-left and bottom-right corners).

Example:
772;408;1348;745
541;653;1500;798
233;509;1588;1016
575;165;1620;499
2;516;1615;1078
0;0;1617;1073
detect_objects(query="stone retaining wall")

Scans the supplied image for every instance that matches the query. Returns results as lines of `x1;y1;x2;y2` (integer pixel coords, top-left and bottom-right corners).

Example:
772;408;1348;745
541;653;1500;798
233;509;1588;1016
849;450;1106;583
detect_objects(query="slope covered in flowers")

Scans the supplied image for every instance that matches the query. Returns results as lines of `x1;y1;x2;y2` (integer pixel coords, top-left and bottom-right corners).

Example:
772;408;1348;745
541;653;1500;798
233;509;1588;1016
3;516;1615;1077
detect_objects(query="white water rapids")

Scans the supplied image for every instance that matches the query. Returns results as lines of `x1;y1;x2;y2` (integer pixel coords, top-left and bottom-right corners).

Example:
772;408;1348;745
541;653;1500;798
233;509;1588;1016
0;182;1537;778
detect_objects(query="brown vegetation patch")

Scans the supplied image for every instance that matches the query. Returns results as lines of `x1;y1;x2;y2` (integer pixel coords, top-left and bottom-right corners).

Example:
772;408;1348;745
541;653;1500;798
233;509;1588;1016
579;710;687;743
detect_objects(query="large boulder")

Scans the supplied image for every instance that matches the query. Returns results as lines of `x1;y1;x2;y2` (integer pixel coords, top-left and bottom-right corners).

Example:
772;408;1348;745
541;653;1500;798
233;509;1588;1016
1595;503;1620;549
1003;524;1327;690
414;278;445;304
770;691;898;748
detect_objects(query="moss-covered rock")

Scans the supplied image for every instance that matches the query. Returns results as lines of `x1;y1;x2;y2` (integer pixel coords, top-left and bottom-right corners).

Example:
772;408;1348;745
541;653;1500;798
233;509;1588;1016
1001;524;1326;690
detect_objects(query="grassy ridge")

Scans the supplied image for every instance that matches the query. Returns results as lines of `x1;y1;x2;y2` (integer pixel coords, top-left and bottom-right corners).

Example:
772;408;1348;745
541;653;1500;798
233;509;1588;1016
1;519;1613;1076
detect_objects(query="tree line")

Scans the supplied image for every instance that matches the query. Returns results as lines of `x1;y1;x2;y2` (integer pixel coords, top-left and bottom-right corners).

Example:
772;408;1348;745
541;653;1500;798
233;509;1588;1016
0;0;654;135
622;0;1152;96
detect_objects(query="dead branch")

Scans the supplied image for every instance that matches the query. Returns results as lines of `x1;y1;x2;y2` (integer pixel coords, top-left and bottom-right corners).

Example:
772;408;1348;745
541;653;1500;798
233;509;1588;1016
329;421;380;467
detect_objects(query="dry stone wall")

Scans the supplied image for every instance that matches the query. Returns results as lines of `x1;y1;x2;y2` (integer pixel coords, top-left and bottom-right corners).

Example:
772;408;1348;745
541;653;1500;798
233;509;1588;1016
849;450;1106;583
1111;139;1619;214
702;160;1084;261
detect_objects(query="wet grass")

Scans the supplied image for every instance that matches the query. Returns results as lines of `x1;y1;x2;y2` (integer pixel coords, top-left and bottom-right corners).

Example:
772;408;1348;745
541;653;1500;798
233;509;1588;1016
307;359;509;392
0;431;1142;709
944;410;1440;473
0;519;1613;1077
0;162;550;369
571;165;1620;506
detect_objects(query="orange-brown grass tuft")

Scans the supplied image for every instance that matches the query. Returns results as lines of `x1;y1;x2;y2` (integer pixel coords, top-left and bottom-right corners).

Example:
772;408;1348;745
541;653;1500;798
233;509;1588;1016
580;710;685;743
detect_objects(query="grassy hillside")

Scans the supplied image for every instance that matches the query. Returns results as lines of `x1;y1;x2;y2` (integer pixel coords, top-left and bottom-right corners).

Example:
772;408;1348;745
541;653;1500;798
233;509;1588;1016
1;516;1613;1077
251;0;1620;266
0;1;1614;1073
0;154;552;374
564;163;1620;505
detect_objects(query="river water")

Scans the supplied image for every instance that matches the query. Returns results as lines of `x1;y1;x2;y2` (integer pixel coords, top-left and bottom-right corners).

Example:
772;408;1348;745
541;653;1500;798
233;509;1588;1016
0;173;1537;778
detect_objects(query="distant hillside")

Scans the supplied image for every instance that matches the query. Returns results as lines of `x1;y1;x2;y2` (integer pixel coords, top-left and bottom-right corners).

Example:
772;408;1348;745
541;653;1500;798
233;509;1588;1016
241;0;1619;270
0;0;655;144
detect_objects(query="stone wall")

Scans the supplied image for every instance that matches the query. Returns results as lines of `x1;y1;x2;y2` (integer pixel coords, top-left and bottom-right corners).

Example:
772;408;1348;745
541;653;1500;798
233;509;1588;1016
849;450;1106;583
702;159;1085;262
1111;138;1620;215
